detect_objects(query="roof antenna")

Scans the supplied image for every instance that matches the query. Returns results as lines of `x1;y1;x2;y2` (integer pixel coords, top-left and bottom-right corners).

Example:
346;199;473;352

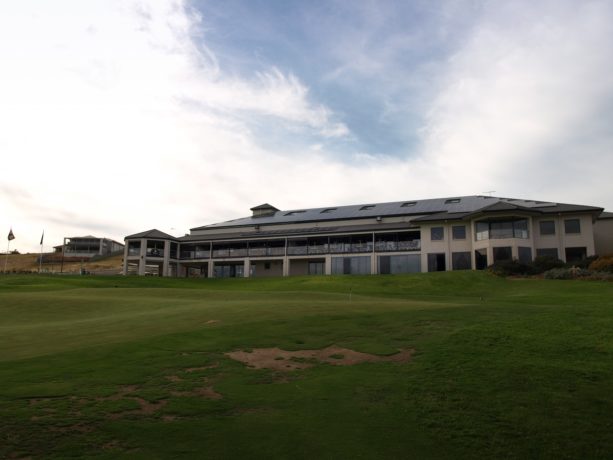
482;191;495;197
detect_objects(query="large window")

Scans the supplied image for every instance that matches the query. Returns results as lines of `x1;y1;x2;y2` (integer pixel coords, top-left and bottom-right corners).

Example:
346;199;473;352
214;263;244;278
127;241;141;256
452;252;471;270
308;261;325;275
518;247;532;264
565;247;587;263
431;227;444;241
427;253;446;272
536;248;559;259
539;220;555;235
331;256;371;275
379;255;421;274
452;225;466;240
493;246;512;262
564;219;581;234
475;219;529;240
475;249;488;270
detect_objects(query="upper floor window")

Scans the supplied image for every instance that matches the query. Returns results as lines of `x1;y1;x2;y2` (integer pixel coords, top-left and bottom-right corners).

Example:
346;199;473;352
475;219;529;240
452;225;466;240
539;220;555;235
564;219;581;234
431;227;444;241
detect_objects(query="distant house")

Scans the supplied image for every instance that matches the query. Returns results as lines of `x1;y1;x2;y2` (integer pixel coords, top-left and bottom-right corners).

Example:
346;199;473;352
123;195;612;278
58;236;124;259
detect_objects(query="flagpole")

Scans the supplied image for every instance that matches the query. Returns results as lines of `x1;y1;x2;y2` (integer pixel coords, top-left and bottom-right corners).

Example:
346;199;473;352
39;231;44;274
3;239;9;274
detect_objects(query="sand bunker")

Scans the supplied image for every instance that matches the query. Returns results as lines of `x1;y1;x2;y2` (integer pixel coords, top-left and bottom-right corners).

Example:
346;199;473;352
226;346;414;371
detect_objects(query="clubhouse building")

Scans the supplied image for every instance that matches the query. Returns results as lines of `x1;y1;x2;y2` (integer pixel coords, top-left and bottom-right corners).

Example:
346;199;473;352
123;195;611;277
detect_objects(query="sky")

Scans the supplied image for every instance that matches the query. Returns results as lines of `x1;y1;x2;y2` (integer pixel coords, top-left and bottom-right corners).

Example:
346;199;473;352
1;0;612;253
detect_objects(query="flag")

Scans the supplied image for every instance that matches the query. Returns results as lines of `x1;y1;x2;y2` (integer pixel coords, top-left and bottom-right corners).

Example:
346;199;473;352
40;231;44;246
8;229;14;241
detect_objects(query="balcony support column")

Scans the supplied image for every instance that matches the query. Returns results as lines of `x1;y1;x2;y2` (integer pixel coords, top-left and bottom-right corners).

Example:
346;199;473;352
122;243;129;275
138;238;147;276
162;241;171;277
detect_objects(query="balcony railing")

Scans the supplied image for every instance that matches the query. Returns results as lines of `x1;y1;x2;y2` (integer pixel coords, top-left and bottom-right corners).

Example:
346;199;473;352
146;248;164;257
175;238;421;259
248;247;285;257
329;243;373;253
212;248;248;258
374;240;420;252
287;244;328;256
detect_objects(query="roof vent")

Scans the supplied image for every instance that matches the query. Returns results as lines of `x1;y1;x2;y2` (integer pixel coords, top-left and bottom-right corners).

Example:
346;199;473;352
444;198;461;204
360;205;376;211
401;201;417;207
250;203;279;217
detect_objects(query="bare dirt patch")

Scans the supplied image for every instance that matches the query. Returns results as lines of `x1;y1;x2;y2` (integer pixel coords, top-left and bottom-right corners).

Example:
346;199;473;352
49;423;94;433
185;363;218;373
165;375;183;383
95;385;139;402
226;346;414;371
171;386;223;400
108;398;167;419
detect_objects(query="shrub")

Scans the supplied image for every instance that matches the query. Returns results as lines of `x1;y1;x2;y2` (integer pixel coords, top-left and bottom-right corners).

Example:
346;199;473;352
589;255;613;273
570;255;599;269
544;267;591;280
488;259;529;276
529;256;565;274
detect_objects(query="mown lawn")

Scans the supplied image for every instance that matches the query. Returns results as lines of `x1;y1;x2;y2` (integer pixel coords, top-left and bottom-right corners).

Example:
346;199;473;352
1;272;612;459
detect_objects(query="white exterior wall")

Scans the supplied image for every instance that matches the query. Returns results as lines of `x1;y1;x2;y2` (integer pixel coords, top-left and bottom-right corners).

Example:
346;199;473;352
533;214;596;261
594;219;613;255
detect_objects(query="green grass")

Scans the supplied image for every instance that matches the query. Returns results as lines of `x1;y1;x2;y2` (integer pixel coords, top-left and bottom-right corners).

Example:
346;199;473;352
1;272;612;459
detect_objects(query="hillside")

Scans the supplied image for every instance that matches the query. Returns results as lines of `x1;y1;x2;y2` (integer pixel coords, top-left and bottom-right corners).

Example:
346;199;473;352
1;253;124;274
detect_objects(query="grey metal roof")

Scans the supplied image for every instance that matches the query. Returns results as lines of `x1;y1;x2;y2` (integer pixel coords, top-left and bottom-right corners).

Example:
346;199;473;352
180;222;419;242
598;211;613;219
125;229;177;240
191;195;603;231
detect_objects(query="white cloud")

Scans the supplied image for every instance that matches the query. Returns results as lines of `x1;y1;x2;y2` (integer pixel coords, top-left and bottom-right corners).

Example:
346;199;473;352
0;0;612;254
0;0;351;252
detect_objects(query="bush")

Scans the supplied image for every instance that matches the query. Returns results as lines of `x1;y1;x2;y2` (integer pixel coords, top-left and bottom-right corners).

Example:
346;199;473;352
488;259;529;276
529;256;565;274
589;255;613;273
544;267;591;280
570;255;599;269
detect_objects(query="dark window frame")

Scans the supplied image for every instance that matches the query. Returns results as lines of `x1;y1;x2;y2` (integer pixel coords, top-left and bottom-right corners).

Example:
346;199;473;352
430;227;444;241
539;220;556;236
452;225;466;240
564;219;581;234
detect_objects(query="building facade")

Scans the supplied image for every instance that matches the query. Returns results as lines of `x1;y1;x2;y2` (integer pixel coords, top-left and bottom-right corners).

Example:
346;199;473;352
123;195;609;277
59;236;125;259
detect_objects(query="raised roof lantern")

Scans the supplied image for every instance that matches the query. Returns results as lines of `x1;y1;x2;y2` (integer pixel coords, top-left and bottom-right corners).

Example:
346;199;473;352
250;203;279;217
